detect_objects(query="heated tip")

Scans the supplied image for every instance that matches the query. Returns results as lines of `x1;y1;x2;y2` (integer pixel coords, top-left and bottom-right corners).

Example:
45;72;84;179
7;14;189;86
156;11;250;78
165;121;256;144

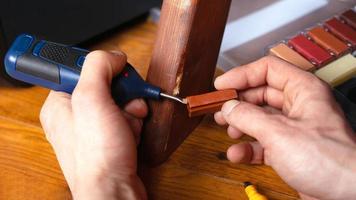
160;93;187;104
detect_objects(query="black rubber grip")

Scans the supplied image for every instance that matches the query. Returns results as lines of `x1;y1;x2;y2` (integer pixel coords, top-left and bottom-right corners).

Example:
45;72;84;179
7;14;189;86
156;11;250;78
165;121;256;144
16;53;60;83
39;42;87;72
40;42;69;64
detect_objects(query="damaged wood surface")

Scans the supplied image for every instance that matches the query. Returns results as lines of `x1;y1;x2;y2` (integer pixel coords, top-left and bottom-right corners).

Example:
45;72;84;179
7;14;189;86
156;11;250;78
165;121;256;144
142;0;232;165
186;89;238;117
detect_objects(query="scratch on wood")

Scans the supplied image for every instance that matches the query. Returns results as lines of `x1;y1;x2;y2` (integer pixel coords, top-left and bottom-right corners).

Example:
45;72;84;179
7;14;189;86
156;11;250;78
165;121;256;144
175;0;192;10
173;72;183;95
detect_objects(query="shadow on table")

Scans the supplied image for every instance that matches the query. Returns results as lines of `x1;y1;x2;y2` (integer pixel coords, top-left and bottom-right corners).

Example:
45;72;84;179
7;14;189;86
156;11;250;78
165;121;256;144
1;42;31;87
0;63;32;88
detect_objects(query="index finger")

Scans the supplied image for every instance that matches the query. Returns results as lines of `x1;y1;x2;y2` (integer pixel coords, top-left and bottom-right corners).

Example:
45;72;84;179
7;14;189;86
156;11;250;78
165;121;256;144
214;56;313;92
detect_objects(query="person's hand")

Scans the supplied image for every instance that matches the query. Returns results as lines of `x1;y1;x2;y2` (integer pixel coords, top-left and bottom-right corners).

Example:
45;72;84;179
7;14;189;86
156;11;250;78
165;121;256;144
40;51;147;200
214;56;356;200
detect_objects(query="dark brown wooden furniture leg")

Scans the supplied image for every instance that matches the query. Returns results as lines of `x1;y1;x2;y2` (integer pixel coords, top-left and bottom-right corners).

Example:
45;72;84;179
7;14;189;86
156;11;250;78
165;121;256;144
141;0;231;165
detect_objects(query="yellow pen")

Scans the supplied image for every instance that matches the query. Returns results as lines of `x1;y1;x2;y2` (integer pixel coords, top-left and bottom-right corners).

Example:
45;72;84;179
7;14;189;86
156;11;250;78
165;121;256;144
243;182;268;200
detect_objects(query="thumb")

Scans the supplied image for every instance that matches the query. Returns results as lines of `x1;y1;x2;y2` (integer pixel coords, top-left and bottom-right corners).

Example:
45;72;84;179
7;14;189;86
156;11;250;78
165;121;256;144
221;100;286;145
72;50;127;110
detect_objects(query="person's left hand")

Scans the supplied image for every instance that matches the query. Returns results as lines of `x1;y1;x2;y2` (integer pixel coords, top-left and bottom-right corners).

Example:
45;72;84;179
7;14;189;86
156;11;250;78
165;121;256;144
40;51;147;200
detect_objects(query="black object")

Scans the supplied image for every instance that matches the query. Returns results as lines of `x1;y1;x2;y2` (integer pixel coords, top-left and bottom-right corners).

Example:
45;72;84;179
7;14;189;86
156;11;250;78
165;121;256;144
0;0;161;84
0;0;161;47
243;182;252;188
16;54;61;83
335;78;356;132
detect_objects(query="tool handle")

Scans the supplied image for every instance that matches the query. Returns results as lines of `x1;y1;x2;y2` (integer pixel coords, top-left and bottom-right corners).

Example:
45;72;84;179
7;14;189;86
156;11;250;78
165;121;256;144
4;34;86;93
111;64;161;106
4;34;161;107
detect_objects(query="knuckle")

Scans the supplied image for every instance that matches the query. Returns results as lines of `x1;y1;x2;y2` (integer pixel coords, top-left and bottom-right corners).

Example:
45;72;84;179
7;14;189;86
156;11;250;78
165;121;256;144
261;55;276;62
84;50;113;67
260;55;289;70
261;55;282;65
87;50;110;61
233;103;249;116
87;50;127;63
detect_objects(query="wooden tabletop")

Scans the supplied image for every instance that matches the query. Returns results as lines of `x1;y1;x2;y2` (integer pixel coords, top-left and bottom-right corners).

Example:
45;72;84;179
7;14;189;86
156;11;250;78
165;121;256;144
0;19;299;200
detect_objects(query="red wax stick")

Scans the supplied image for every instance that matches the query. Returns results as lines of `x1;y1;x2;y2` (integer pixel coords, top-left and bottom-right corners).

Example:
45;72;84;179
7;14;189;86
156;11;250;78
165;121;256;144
341;10;356;30
288;35;333;67
324;18;356;48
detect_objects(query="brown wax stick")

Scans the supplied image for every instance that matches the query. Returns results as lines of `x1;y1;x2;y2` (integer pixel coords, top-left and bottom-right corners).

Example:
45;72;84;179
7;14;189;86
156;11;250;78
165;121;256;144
269;43;315;71
186;89;238;117
324;18;356;48
307;26;349;57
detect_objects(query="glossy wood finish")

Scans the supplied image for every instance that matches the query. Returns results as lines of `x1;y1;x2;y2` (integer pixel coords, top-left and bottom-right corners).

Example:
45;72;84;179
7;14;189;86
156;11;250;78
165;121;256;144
0;19;299;200
142;0;231;165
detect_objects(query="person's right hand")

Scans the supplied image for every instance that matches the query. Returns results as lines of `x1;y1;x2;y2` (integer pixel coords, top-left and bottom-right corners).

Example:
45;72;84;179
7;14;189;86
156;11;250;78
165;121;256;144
214;56;356;200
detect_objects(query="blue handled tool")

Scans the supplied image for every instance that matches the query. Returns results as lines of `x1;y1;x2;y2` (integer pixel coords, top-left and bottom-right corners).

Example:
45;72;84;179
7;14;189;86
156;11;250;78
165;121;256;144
4;34;185;106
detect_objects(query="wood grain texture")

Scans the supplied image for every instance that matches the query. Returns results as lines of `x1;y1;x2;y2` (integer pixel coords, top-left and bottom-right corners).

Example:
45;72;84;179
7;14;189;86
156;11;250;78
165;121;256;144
0;19;299;199
140;117;299;200
0;117;71;200
142;0;232;165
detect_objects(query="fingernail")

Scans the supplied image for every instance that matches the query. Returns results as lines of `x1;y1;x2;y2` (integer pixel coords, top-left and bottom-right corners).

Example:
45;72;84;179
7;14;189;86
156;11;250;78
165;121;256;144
137;99;147;108
110;50;124;56
222;100;240;117
214;76;221;84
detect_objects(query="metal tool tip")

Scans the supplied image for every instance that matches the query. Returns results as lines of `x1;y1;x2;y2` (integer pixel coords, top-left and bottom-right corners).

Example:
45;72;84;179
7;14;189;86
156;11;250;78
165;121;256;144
160;93;187;104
